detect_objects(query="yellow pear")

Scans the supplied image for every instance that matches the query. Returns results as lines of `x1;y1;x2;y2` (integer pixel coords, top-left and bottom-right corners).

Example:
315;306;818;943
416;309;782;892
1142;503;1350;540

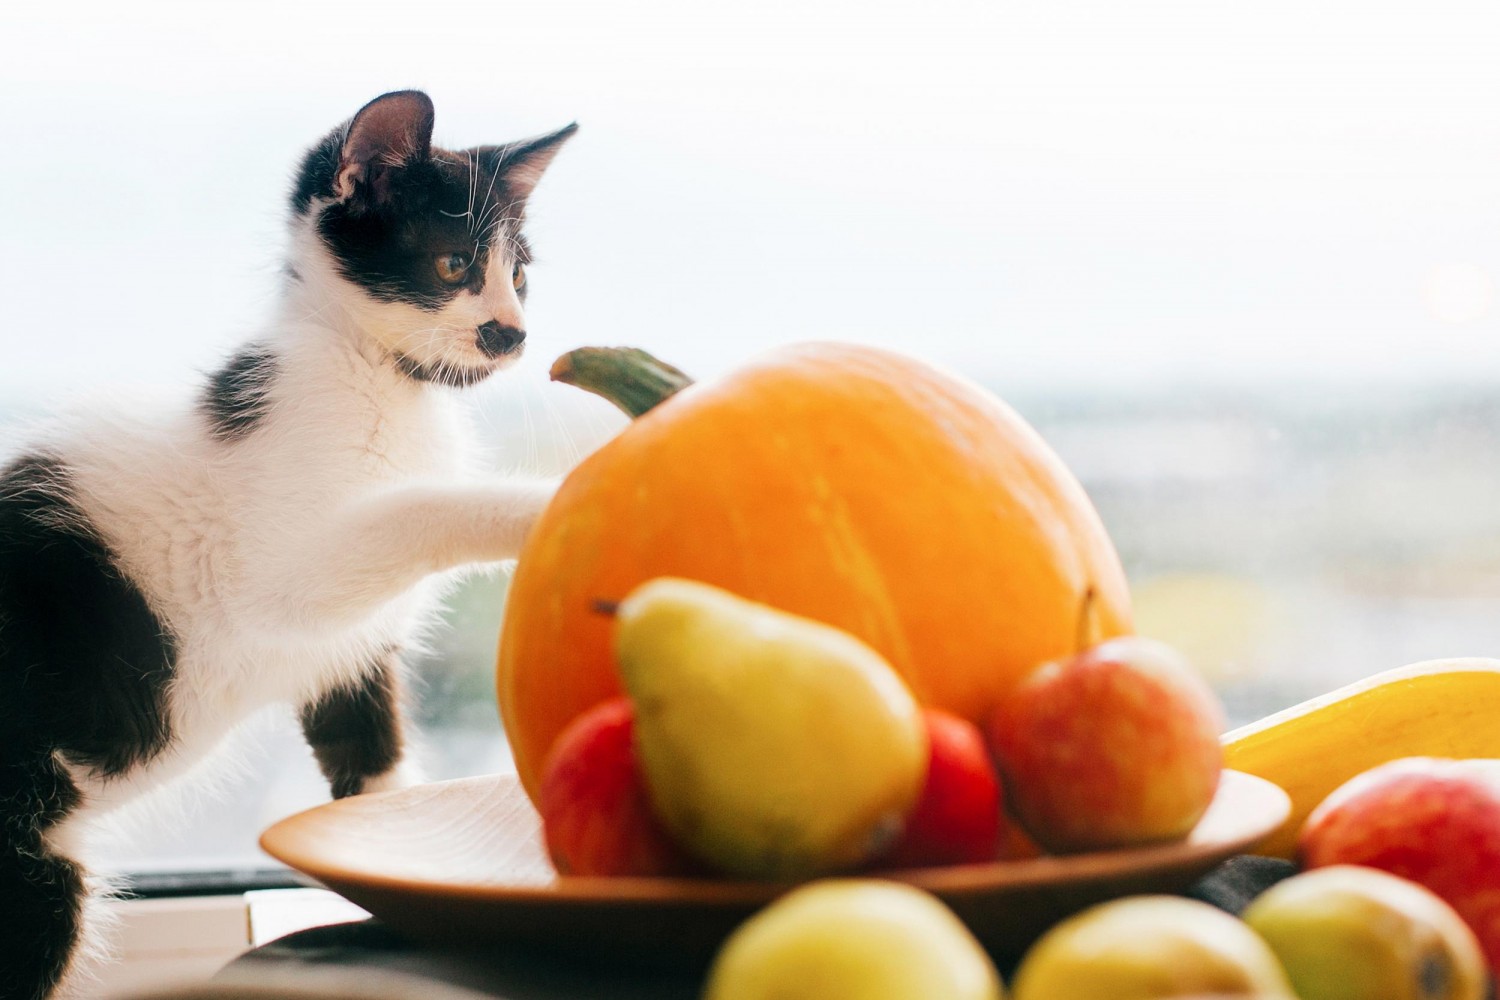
614;577;927;879
1010;896;1295;1000
703;879;1004;1000
1242;866;1487;1000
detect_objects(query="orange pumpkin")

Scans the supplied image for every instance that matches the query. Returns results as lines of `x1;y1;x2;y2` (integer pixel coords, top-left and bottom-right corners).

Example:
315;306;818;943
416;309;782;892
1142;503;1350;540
497;343;1133;802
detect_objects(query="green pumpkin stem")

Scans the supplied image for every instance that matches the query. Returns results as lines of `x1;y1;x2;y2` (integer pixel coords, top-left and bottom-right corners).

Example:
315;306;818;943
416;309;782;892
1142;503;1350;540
549;347;696;418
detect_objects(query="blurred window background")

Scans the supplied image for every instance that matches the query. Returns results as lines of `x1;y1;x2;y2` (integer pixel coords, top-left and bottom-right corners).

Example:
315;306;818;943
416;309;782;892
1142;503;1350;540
2;0;1497;874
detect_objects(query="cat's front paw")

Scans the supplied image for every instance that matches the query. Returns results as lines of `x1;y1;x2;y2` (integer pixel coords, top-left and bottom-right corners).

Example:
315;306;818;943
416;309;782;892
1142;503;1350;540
358;758;426;796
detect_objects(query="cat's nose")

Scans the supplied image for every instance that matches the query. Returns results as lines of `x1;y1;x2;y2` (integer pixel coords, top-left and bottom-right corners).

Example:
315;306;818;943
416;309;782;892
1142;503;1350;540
476;322;526;358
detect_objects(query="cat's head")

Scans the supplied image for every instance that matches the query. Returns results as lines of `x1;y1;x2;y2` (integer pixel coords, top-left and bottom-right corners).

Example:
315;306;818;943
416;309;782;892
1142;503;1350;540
289;91;575;387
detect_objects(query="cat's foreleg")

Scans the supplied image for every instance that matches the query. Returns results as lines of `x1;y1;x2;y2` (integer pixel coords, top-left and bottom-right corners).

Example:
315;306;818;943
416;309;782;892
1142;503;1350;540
300;646;422;799
273;479;555;629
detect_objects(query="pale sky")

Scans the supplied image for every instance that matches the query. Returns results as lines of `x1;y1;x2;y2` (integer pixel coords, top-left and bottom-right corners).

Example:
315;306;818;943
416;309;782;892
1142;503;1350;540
4;0;1499;872
2;0;1498;407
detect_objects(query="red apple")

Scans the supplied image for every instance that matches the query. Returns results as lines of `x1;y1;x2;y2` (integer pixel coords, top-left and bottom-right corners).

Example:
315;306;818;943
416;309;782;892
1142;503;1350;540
987;636;1225;854
538;697;696;877
1300;756;1500;970
879;708;1005;868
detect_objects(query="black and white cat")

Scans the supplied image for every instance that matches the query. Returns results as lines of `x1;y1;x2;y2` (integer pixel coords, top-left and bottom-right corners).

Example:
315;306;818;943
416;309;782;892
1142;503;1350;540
0;90;575;999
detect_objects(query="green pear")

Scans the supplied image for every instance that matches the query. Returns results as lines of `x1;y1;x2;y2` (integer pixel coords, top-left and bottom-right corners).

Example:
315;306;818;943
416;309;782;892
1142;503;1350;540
1010;896;1295;1000
703;879;1004;1000
614;577;927;879
1242;865;1487;1000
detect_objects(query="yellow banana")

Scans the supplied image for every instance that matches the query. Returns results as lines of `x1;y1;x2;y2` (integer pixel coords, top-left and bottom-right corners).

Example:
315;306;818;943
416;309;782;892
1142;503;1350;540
1222;657;1500;860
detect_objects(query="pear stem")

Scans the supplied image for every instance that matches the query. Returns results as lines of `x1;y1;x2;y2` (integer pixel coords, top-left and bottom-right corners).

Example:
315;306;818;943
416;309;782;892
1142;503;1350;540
1074;585;1098;655
550;347;696;418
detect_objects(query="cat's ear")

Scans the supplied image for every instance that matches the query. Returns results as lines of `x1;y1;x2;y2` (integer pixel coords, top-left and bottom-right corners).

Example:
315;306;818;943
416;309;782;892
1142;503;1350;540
492;123;579;202
334;90;436;204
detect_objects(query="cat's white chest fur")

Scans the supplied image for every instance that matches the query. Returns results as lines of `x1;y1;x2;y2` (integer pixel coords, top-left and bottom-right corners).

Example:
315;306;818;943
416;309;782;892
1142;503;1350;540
48;320;503;818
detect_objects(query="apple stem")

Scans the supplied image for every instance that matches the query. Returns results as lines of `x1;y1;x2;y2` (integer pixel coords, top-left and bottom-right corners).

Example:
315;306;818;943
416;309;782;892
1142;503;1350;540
550;347;696;418
590;598;621;617
1075;586;1098;655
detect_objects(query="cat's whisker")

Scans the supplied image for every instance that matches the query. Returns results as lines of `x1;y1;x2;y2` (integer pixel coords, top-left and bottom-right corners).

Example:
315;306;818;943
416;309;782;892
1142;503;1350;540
516;369;541;473
530;364;595;472
465;150;475;228
473;157;505;236
541;367;585;473
466;148;480;234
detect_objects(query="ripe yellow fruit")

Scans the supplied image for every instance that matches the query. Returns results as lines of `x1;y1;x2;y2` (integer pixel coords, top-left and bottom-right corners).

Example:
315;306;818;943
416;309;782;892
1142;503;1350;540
1242;865;1487;1000
616;578;927;878
1222;658;1500;859
703;880;1004;1000
1010;896;1294;1000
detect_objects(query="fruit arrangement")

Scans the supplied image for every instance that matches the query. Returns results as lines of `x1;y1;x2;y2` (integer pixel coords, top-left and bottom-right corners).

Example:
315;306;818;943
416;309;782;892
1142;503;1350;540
497;345;1500;998
509;344;1211;867
498;343;1132;802
537;574;1227;882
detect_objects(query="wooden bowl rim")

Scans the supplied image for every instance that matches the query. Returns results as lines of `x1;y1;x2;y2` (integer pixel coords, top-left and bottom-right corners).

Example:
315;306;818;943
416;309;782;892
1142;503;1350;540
260;769;1290;907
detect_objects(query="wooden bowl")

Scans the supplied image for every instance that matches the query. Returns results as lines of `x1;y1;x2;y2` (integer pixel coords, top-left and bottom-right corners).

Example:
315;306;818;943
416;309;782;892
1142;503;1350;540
260;770;1289;969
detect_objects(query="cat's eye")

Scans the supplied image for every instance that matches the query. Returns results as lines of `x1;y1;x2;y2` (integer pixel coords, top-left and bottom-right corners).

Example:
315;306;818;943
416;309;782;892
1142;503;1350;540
512;263;527;291
434;252;472;285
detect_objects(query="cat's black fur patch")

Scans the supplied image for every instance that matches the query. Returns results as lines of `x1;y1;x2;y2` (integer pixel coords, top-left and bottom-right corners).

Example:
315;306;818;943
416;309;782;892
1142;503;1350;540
0;454;177;998
201;346;279;442
300;648;405;800
290;127;344;217
312;149;516;310
0;455;176;778
0;748;85;996
0;810;84;1000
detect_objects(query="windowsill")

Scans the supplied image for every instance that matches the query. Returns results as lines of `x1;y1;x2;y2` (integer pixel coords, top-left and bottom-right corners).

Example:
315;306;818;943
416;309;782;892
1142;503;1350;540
101;887;370;998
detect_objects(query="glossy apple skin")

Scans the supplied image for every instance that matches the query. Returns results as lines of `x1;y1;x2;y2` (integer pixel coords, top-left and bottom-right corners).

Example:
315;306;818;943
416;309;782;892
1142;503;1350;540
879;709;1005;868
538;697;697;877
1299;756;1500;971
988;637;1225;854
